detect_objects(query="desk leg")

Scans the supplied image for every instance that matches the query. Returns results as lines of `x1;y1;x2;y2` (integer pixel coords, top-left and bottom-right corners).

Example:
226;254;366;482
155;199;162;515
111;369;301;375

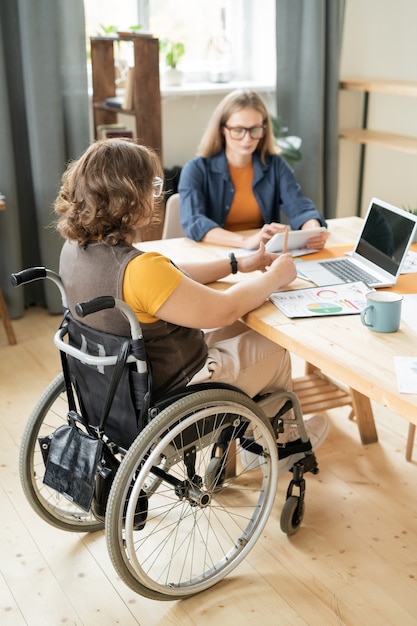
350;389;378;445
303;363;378;445
406;424;415;462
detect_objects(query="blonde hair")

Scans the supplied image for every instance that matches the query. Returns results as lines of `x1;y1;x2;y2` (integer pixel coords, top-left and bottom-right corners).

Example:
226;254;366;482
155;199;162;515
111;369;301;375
197;90;277;162
54;139;163;246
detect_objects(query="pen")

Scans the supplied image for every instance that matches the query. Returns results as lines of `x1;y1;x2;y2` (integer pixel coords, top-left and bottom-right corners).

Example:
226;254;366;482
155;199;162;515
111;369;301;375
282;226;289;254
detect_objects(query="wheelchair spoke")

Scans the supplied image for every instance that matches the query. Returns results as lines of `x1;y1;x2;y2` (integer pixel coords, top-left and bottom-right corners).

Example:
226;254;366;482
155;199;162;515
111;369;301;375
19;374;104;532
106;388;278;600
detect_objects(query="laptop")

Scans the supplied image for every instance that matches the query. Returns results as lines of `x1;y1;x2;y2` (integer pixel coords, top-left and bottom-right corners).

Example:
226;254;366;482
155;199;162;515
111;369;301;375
298;198;417;288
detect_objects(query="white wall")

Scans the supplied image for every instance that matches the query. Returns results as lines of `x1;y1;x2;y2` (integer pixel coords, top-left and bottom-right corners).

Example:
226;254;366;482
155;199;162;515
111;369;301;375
337;0;417;217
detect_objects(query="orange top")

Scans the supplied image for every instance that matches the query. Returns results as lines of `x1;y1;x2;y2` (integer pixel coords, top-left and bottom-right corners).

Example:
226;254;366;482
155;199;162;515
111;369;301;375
224;162;262;231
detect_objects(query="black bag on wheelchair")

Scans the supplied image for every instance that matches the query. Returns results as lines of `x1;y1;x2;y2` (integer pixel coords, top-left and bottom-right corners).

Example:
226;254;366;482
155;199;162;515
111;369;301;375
40;411;103;511
40;313;152;513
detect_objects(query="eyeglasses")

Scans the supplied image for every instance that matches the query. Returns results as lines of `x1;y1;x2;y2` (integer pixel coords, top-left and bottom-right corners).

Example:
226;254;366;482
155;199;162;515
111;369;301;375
152;176;163;198
223;125;265;140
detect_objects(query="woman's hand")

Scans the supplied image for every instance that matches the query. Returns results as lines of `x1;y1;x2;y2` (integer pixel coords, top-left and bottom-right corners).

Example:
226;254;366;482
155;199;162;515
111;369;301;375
242;222;286;250
269;252;298;288
305;230;328;249
237;243;297;289
157;251;297;329
237;242;279;273
301;219;329;249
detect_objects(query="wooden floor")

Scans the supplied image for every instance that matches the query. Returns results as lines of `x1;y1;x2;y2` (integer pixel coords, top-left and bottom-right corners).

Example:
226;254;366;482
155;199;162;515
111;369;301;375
1;308;417;626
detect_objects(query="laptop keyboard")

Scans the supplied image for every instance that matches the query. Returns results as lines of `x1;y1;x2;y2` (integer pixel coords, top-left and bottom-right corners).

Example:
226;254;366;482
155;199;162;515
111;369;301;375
318;259;384;285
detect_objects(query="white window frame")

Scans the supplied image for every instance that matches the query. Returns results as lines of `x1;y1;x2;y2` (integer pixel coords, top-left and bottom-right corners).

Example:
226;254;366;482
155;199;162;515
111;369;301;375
136;0;275;89
84;0;276;94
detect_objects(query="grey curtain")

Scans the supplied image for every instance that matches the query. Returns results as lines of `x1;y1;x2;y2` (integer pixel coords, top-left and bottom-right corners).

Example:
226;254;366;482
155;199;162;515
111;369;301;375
0;0;90;318
276;0;345;219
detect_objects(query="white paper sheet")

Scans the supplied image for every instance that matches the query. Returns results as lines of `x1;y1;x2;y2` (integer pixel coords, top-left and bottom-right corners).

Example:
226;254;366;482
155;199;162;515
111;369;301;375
401;250;417;274
394;356;417;393
401;294;417;332
269;281;371;318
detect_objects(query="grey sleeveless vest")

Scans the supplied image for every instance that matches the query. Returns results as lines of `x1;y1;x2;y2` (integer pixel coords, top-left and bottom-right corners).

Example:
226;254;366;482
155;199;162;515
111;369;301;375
59;240;208;394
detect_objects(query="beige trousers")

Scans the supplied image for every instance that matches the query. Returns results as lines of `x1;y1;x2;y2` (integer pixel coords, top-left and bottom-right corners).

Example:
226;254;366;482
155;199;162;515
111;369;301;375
189;321;292;402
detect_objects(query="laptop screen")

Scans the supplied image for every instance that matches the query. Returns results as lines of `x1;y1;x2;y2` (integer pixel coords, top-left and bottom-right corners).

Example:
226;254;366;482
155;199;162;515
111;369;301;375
355;201;416;276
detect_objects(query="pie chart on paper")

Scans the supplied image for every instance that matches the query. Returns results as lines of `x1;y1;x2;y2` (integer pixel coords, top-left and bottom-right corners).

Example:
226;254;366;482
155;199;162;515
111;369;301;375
306;302;343;315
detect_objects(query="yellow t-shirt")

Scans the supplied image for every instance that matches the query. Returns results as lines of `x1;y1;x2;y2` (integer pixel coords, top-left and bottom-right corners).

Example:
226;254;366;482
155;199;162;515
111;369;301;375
123;251;183;324
224;162;263;231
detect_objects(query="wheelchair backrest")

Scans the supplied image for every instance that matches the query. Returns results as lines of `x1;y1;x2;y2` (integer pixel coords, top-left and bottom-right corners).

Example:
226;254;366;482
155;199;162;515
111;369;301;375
66;315;151;450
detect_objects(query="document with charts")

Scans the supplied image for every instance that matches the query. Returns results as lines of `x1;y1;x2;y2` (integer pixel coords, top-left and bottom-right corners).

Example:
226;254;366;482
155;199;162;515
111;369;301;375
269;281;372;318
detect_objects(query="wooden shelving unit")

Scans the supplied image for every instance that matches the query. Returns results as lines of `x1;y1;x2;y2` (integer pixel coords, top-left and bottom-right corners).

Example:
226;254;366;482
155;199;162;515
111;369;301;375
90;34;163;240
339;128;417;155
90;34;162;156
339;78;417;215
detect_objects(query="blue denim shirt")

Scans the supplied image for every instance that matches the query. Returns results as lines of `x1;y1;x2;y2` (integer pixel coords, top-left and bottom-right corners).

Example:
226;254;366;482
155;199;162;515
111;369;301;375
178;149;326;241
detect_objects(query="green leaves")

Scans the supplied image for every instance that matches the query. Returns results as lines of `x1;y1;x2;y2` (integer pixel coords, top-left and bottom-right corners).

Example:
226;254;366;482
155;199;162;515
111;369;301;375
97;24;142;36
159;40;185;69
271;115;302;165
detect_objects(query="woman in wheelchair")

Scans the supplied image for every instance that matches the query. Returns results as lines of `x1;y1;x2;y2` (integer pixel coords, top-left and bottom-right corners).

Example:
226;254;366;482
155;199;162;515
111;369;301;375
14;137;330;599
54;138;328;476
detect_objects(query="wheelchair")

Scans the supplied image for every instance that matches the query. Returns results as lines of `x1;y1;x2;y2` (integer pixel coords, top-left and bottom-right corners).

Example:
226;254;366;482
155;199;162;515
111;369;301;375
12;267;320;601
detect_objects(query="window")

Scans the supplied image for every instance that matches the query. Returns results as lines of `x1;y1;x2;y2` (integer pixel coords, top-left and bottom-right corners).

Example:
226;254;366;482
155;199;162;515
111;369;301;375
84;0;140;41
148;0;245;82
84;0;275;86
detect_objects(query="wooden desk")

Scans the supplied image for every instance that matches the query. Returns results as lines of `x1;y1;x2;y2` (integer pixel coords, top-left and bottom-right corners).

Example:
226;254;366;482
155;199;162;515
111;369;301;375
137;217;417;456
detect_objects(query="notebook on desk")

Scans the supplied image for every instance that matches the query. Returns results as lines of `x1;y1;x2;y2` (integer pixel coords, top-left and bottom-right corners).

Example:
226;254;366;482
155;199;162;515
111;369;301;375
298;198;417;288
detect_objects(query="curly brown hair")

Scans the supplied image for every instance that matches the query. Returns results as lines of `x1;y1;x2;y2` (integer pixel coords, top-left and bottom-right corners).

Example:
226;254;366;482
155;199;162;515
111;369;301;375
54;139;163;246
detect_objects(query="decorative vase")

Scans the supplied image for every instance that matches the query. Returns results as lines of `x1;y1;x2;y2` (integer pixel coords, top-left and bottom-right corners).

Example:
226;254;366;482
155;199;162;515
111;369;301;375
162;69;184;87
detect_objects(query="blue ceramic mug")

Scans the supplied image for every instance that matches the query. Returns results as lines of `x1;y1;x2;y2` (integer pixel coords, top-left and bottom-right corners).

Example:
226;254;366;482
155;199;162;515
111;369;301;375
360;291;403;333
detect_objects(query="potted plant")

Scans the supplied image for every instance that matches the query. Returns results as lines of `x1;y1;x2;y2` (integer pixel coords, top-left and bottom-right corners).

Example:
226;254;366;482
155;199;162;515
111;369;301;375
271;115;302;167
159;39;185;86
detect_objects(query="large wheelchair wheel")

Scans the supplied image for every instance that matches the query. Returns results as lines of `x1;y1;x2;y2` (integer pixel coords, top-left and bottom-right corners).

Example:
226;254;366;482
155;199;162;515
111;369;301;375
19;373;104;532
106;388;278;600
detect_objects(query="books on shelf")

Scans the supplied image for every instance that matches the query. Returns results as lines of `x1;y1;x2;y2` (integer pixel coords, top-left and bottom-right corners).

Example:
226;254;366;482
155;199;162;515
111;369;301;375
104;69;134;111
96;124;134;140
122;68;134;110
105;96;124;108
105;130;134;139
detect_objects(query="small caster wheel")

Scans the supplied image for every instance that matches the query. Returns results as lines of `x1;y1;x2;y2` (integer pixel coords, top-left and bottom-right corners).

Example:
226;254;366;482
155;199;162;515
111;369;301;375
280;495;304;535
205;457;225;490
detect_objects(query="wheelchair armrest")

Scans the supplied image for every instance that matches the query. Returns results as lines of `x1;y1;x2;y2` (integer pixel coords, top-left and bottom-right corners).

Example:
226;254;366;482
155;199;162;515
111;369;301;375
53;326;140;368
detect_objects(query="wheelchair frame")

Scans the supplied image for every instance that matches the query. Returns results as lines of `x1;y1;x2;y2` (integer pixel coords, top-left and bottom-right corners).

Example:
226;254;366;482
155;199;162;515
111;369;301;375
12;267;319;601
